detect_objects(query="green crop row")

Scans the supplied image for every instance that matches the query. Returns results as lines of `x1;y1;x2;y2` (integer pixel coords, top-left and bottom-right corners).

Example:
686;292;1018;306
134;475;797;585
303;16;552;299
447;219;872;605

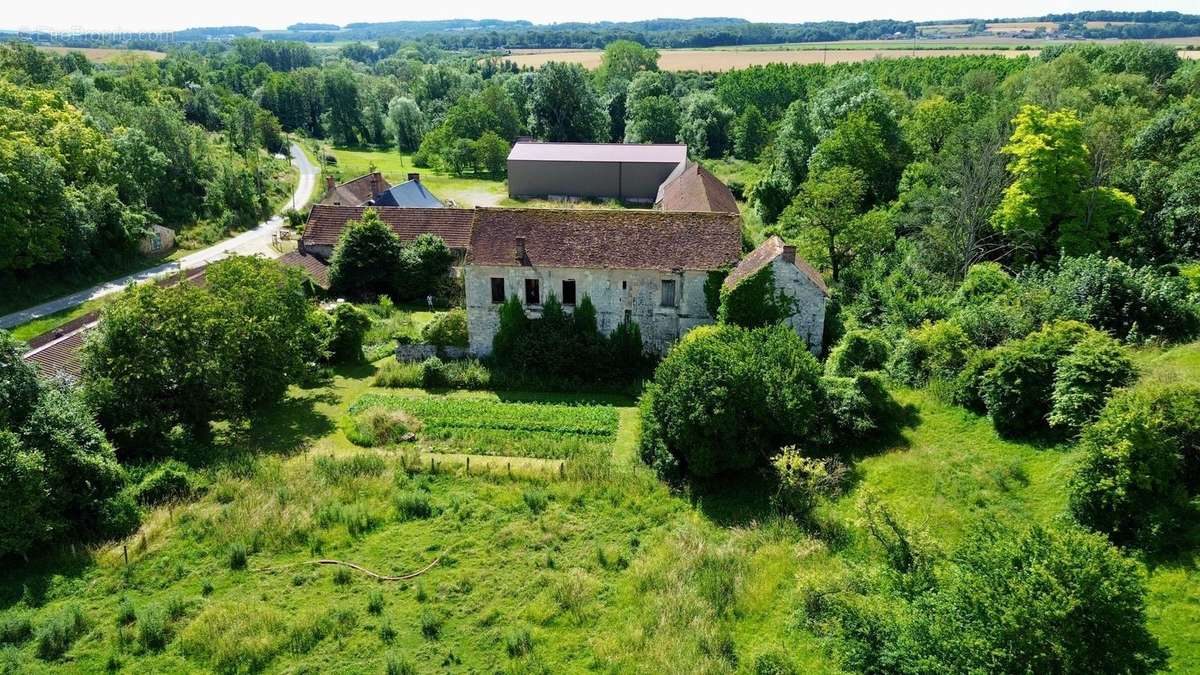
349;394;620;439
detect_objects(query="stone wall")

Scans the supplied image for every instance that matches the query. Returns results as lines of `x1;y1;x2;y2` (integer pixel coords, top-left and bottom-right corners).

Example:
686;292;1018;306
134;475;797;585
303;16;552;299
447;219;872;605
395;344;469;361
770;257;826;356
464;264;715;357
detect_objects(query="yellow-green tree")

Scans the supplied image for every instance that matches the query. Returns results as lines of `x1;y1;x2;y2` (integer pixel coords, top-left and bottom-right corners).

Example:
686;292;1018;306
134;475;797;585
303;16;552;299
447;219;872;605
992;105;1139;258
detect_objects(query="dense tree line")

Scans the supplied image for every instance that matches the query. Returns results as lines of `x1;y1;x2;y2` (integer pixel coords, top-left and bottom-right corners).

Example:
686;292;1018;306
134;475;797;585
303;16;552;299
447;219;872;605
0;42;290;282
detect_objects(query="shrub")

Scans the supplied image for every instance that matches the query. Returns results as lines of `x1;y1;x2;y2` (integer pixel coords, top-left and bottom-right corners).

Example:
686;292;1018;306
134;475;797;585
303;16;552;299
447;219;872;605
640;324;823;478
1070;383;1200;550
367;591;385;615
888;321;972;386
133;460;192;506
228;542;248;571
810;522;1167;674
386;653;418;675
419;609;442;639
328;303;371;364
136;604;169;652
0;331;40;429
825;329;890;376
817;373;900;443
770;447;847;519
0;611;32;646
421;309;468;349
522;488;549;514
948;348;997;413
492;295;630;384
394;491;433;521
1048;334;1136;433
34;605;86;661
373;360;422;388
1045;254;1200;343
979;321;1095;436
751;649;798;675
419;356;446;388
378;617;397;643
343;408;421;447
953;261;1014;306
503;625;533;657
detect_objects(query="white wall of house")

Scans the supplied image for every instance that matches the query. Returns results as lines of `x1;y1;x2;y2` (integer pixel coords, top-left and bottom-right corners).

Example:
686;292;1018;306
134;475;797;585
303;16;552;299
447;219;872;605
465;264;715;356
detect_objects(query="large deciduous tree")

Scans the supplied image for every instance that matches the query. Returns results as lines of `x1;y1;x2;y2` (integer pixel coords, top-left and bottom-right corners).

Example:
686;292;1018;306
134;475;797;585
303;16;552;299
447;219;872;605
528;62;607;143
993;105;1140;259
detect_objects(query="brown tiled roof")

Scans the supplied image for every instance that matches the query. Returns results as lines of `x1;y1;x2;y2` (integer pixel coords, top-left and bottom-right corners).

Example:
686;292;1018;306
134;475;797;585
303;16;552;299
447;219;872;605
656;163;739;214
278;250;330;289
467;207;741;271
724;235;829;296
24;326;88;380
319;172;391;206
303;205;474;250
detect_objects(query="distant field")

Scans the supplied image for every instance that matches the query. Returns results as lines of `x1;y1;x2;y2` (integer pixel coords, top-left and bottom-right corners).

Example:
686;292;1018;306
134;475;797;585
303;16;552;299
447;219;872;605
35;46;165;62
505;48;1038;71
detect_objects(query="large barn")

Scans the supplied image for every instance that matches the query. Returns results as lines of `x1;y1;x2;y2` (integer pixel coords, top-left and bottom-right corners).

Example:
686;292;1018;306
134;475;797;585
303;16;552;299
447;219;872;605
506;141;687;203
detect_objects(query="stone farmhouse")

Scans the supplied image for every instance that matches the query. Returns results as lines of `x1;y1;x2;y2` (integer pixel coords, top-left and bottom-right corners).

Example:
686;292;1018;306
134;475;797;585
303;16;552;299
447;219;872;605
289;146;829;358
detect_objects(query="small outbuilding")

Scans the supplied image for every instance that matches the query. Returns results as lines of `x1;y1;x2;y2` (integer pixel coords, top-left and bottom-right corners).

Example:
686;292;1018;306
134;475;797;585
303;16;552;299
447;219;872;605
722;235;829;355
506;141;687;203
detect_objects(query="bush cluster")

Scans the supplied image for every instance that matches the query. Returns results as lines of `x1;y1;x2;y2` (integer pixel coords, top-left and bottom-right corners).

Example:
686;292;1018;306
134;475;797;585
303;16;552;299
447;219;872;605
825;329;890;376
1070;383;1200;551
492;295;650;385
639;324;824;478
806;521;1167;674
421;309;469;350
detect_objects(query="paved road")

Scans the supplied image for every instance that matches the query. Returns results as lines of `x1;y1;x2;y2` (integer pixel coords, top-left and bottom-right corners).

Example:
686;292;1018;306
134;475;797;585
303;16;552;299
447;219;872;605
0;142;319;330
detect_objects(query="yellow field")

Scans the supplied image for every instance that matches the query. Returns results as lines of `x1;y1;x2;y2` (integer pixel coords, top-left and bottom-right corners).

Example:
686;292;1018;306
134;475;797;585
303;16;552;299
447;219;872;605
505;48;1037;72
35;46;165;63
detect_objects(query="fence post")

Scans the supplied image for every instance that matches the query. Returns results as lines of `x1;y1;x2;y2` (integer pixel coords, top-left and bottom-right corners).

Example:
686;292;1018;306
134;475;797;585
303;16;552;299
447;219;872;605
123;544;128;566
507;461;511;478
466;456;470;475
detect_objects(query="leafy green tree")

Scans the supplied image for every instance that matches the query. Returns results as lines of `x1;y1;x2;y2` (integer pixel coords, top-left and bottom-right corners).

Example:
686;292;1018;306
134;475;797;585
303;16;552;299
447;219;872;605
596;40;659;85
779;167;889;281
993;105;1139;258
328;209;407;299
401;233;455;300
321;66;362;144
328;303;372;364
809;110;905;207
528;62;607;142
0;330;40;429
732;104;768;160
677;91;732;158
0;430;49;556
624;95;680;145
473;131;510;175
902;95;961;159
385;96;425;153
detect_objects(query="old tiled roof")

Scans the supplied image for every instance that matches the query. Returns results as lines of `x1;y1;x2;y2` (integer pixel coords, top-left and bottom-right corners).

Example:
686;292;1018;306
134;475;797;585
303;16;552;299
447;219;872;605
723;235;829;296
508;141;687;164
303;205;474;250
467;207;741;271
656;163;739;214
319;172;391;206
278;250;331;289
23;327;88;380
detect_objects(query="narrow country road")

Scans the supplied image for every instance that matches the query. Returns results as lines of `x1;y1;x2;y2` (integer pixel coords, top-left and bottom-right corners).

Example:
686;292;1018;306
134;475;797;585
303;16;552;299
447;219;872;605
0;141;319;330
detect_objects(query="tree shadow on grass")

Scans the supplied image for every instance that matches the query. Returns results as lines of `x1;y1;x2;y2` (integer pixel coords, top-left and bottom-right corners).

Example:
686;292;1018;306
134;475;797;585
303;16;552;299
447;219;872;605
689;469;777;528
0;549;92;610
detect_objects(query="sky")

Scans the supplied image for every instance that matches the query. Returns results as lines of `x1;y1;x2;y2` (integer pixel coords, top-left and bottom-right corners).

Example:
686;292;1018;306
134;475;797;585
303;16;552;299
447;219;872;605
4;1;1191;34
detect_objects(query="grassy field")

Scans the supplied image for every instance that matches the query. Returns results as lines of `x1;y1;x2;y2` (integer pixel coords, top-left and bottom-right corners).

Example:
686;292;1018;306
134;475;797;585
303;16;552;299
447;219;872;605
321;145;508;208
35;46;165;63
0;340;1198;672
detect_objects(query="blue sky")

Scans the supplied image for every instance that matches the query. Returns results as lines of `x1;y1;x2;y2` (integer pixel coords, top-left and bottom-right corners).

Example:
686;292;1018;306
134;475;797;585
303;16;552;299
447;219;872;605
5;1;1190;33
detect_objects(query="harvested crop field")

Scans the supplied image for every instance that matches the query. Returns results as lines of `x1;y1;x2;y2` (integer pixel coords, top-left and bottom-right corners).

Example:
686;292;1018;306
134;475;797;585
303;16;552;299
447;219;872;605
35;46;165;62
505;48;1039;71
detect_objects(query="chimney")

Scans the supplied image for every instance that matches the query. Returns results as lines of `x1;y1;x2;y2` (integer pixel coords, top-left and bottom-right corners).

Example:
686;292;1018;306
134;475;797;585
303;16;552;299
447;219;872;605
781;244;796;265
370;171;381;196
515;237;527;264
325;175;336;192
408;172;420;182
